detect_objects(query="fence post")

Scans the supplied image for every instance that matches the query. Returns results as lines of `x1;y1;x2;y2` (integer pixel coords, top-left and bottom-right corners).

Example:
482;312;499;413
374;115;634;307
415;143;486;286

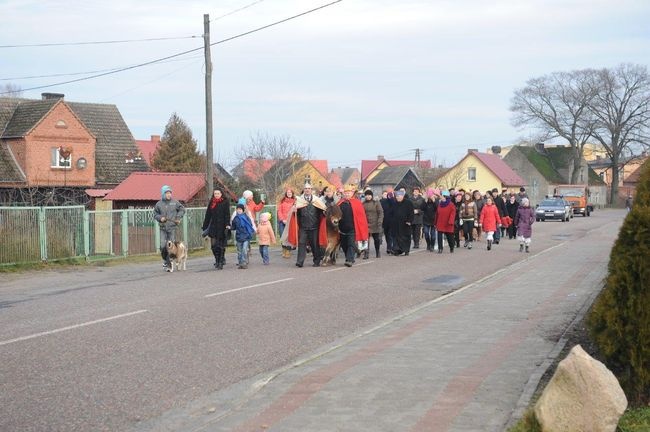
38;207;47;262
182;215;188;244
83;211;90;259
121;210;129;256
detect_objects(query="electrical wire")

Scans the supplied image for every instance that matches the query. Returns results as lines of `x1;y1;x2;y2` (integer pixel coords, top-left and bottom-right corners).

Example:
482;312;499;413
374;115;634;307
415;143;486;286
0;54;204;81
0;36;199;49
210;0;266;22
0;0;344;95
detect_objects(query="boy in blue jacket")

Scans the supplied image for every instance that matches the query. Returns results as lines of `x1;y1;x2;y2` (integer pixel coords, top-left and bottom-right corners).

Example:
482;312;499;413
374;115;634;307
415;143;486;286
230;203;255;269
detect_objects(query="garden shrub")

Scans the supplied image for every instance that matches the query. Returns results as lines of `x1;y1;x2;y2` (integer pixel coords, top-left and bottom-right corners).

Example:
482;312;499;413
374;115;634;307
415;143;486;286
588;159;650;405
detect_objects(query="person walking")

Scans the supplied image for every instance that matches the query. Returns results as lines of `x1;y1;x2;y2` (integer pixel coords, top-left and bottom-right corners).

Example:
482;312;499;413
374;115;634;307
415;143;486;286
202;188;230;270
277;188;296;259
410;187;425;249
380;190;395;255
257;212;276;265
459;191;477;249
293;182;326;267
491;188;507;244
337;186;369;266
435;190;456;254
391;190;414;256
362;189;384;259
505;194;519;239
422;188;438;252
514;197;535;253
479;196;502;251
452;192;463;248
231;203;255;269
472;190;485;241
153;185;185;272
243;189;265;223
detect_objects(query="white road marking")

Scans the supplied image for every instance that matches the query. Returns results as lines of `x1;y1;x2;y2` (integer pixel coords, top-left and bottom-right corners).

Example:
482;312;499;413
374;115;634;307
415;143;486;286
0;309;149;347
205;278;294;298
322;260;374;272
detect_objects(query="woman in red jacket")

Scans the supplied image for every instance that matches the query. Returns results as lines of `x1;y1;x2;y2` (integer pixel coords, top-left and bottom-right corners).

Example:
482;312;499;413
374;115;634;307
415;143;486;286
479;196;502;251
435;190;457;254
277;188;296;258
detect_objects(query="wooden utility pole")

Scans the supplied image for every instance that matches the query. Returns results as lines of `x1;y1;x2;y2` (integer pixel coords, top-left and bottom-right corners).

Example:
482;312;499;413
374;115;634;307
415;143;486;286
204;14;214;195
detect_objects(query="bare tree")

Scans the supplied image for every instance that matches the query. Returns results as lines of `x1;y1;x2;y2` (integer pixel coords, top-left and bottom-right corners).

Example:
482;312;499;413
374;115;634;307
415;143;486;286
588;64;650;204
437;164;466;190
232;132;311;201
511;69;598;184
1;83;23;98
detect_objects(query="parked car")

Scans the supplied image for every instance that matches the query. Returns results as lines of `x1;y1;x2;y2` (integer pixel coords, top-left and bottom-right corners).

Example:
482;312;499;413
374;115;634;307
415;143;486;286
535;198;572;222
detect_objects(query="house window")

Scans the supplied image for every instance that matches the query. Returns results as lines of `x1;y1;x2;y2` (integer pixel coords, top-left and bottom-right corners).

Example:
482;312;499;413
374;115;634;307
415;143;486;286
55;120;67;128
467;167;477;181
51;147;71;169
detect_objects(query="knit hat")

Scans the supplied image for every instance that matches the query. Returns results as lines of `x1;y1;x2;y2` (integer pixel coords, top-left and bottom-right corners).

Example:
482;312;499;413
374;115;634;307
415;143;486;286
395;190;406;197
364;189;373;197
441;190;450;197
161;185;172;200
426;188;435;198
238;197;247;206
260;212;271;222
521;198;530;206
242;190;253;199
236;203;245;211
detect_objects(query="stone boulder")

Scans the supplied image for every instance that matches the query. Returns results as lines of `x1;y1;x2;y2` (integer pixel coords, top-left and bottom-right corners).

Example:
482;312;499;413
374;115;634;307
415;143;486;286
534;344;627;432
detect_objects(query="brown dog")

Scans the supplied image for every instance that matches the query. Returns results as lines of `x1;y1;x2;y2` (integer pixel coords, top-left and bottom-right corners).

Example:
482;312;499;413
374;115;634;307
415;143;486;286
166;240;187;272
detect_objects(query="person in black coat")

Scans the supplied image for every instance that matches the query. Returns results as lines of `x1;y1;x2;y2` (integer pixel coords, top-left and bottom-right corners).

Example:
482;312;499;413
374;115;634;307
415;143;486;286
202;188;231;269
380;190;395;254
491;188;507;244
391;190;414;256
505;194;519;239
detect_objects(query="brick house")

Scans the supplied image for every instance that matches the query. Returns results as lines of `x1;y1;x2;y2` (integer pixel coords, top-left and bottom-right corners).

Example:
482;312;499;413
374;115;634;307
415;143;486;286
0;93;148;205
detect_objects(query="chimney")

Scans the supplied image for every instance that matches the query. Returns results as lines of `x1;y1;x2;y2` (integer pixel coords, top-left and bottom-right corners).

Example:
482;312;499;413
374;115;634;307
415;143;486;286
151;135;161;143
377;155;384;160
42;92;64;100
535;142;545;153
467;148;478;154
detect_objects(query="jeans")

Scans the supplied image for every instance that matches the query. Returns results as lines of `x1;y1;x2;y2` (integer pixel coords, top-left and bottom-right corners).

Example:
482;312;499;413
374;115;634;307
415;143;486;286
423;225;436;249
462;220;475;243
259;245;269;264
237;240;250;265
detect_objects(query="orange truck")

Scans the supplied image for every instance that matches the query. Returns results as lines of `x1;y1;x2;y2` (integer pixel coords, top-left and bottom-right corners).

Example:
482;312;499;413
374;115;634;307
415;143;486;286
554;185;593;216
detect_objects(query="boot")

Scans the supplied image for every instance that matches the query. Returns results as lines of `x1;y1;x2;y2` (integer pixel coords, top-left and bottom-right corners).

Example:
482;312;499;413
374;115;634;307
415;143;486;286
525;245;530;253
519;243;524;252
375;248;380;258
363;250;369;260
487;240;492;251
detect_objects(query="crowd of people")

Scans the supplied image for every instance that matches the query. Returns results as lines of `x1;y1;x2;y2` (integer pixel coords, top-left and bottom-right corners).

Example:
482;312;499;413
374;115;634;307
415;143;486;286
157;182;536;272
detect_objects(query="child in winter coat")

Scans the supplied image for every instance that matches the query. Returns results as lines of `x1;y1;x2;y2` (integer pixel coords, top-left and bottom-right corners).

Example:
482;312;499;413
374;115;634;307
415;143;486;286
231;204;255;269
479;196;502;251
257;212;276;265
514;197;535;253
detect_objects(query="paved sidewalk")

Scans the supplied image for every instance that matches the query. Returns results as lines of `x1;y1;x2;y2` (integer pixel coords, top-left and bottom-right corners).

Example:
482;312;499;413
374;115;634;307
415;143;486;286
155;219;618;432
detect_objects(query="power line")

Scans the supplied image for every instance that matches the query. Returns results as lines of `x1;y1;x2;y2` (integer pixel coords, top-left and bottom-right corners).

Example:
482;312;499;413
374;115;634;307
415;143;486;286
210;0;342;47
0;35;199;49
0;54;204;81
0;0;343;95
211;0;266;22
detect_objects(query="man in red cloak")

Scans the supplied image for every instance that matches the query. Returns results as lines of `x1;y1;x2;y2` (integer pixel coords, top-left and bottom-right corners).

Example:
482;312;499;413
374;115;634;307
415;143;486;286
337;184;369;267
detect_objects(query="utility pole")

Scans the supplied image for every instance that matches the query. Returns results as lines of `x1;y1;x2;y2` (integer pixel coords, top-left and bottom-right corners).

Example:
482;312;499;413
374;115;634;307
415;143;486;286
204;14;214;196
414;148;421;168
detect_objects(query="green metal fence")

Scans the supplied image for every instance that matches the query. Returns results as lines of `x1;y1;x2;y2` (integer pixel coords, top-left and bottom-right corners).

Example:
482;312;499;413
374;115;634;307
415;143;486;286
0;205;278;266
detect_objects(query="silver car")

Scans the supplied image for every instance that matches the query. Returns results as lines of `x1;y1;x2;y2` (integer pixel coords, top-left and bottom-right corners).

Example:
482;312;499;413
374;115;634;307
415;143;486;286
535;198;572;222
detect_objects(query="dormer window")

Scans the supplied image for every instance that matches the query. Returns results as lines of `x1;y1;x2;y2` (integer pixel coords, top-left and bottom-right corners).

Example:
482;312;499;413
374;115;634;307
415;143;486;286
55;120;67;128
51;146;71;169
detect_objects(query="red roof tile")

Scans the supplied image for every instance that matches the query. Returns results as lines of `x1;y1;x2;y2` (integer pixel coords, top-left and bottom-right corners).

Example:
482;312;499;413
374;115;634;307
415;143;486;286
327;171;343;189
104;172;205;202
242;159;277;181
135;135;161;167
85;189;113;198
471;151;525;186
310;160;329;177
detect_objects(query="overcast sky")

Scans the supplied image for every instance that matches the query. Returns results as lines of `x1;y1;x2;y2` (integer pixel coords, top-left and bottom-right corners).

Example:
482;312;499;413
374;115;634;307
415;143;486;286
2;0;649;170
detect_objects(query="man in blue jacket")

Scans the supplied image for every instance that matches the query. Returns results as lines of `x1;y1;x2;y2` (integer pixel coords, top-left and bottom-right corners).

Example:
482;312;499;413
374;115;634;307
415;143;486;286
153;185;185;271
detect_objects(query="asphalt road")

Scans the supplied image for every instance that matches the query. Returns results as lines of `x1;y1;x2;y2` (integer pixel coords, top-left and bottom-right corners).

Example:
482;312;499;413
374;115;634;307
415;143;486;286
0;209;622;432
